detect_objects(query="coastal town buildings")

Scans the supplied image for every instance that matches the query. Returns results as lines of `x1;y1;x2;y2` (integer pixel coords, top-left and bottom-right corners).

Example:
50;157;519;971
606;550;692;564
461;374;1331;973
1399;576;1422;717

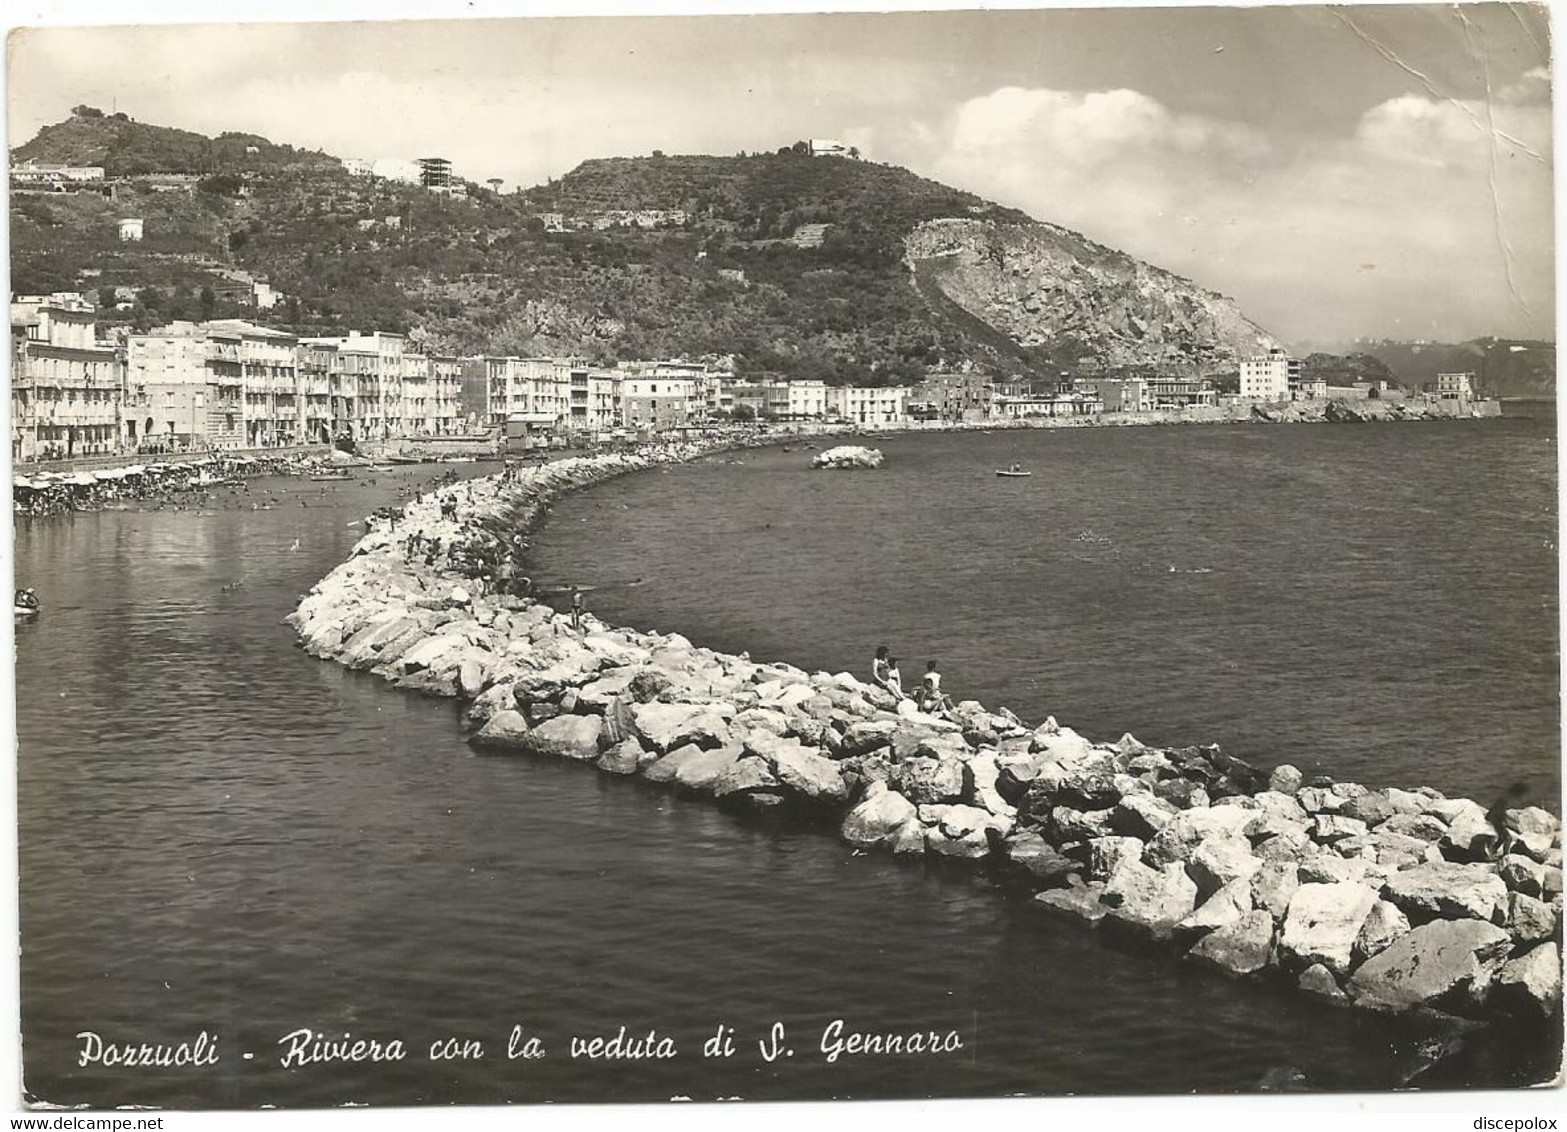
11;160;106;188
19;304;1348;465
1239;349;1301;401
993;390;1104;418
11;293;124;461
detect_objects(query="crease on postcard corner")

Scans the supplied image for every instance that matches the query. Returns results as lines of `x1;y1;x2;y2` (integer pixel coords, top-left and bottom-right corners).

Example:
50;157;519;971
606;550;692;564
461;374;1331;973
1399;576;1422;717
1333;5;1546;320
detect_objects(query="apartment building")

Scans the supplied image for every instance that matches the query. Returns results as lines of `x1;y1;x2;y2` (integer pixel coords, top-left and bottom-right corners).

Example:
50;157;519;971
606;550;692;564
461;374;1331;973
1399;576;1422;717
1145;376;1219;408
484;356;583;443
205;320;304;447
430;356;465;435
301;331;406;440
125;321;243;450
1239;349;1301;401
725;379;790;420
621;376;698;430
1434;372;1475;400
297;340;348;443
829;385;909;426
11;293;124;461
786;379;830;420
402;349;432;436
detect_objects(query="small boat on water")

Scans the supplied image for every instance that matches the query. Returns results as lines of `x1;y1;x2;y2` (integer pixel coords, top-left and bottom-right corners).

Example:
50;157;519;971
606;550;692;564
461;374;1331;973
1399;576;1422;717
309;471;354;482
388;455;424;465
995;468;1032;478
14;589;40;616
14;603;39;616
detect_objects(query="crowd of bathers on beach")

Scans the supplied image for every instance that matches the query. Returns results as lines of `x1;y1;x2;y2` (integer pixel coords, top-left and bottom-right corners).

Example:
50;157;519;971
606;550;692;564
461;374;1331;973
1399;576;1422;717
871;645;957;718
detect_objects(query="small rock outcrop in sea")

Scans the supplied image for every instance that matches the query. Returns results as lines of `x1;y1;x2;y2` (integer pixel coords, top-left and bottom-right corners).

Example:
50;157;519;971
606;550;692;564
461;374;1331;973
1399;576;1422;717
812;445;884;469
289;443;1562;1035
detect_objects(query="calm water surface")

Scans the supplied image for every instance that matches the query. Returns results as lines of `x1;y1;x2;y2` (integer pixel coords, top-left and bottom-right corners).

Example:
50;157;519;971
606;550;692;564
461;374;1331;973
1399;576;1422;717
14;421;1561;1108
537;417;1560;805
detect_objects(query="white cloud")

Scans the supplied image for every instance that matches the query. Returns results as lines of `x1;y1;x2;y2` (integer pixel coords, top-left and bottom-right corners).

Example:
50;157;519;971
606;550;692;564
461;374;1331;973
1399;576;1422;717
863;83;1554;344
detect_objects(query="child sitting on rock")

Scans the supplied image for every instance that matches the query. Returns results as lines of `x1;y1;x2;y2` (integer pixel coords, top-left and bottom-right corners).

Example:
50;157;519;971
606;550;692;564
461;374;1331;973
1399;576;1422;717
918;660;955;715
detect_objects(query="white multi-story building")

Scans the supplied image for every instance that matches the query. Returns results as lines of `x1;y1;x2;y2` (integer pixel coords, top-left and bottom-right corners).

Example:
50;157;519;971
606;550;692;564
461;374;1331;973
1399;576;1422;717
786;379;830;419
301;331;406;440
402;350;432;436
1435;372;1475;400
12;294;124;461
1238;349;1300;401
485;357;581;442
828;385;909;426
430;356;464;435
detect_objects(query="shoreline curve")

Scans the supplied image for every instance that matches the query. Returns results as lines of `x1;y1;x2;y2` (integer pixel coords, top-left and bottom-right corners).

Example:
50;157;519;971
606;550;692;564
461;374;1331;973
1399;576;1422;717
286;430;1562;1064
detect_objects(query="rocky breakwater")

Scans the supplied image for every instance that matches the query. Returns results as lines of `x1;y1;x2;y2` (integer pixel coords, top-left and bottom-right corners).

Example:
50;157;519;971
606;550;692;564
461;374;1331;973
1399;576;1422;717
288;447;1562;1040
812;445;884;469
1252;399;1499;424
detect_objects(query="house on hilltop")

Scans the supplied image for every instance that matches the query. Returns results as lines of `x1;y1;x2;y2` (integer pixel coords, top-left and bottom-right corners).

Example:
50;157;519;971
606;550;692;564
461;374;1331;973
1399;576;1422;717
808;139;859;158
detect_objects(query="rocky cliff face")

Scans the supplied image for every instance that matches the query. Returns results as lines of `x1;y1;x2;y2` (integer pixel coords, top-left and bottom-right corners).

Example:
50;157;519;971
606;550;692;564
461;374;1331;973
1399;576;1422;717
906;218;1276;370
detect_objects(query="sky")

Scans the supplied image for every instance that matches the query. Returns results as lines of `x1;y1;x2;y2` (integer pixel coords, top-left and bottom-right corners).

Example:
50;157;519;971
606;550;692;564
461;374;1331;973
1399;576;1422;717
4;1;1556;348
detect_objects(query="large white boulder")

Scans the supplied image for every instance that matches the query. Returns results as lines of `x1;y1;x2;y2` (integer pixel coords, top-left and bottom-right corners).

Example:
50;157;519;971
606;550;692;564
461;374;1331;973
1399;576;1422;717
812;445;884;469
842;783;919;848
632;702;733;753
523;713;604;760
1101;858;1199;940
1278;882;1378;976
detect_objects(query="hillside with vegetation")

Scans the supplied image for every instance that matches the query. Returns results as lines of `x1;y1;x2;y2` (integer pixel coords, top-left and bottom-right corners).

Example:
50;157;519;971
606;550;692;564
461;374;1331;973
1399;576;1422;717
14;105;340;176
13;110;1279;382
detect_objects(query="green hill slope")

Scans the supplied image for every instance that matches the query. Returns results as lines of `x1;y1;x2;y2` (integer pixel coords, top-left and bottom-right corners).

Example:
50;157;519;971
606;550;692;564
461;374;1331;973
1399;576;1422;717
13;105;340;175
12;114;1283;382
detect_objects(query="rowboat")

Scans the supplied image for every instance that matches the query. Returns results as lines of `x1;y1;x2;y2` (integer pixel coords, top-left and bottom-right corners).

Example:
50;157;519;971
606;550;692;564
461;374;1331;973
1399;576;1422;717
309;471;354;482
995;469;1032;478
